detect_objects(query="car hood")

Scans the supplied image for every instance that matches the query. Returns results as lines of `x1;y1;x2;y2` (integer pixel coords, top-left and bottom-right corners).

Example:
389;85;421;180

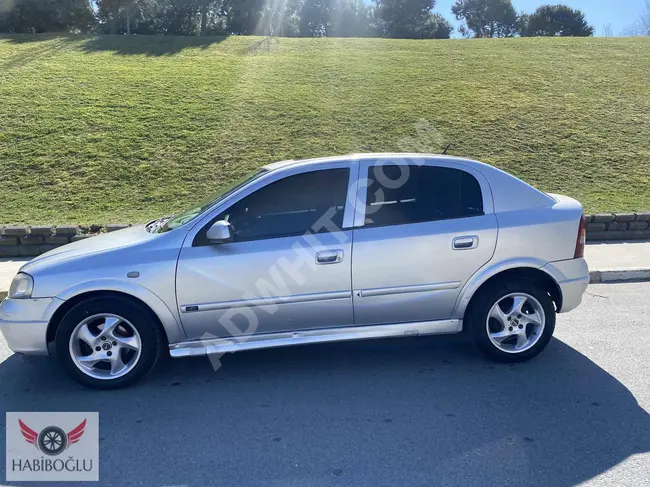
21;225;154;274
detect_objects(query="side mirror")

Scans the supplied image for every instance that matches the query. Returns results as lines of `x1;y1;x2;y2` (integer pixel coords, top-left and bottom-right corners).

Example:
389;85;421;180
206;220;233;243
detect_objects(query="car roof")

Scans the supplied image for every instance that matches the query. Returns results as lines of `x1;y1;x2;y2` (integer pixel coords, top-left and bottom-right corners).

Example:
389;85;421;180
263;153;484;171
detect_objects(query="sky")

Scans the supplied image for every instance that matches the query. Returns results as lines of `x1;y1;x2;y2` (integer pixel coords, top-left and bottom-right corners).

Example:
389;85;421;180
435;0;647;36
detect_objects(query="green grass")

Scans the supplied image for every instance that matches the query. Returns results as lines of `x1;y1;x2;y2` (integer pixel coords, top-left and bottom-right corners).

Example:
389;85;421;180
1;34;649;224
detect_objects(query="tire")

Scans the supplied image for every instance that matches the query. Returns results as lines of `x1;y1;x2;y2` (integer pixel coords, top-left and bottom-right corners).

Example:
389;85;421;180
466;279;556;363
55;296;164;389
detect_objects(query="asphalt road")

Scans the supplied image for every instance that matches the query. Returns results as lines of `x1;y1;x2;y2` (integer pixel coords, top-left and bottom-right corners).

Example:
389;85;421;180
1;283;649;487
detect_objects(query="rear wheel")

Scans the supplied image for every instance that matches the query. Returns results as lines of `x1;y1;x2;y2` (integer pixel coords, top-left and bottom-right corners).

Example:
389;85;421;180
55;296;164;389
466;279;556;362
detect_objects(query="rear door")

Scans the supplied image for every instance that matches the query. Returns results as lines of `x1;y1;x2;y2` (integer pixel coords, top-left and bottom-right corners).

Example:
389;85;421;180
351;158;498;325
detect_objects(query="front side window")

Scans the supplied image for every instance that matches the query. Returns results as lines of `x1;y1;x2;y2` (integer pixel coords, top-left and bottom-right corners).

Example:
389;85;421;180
201;168;350;243
364;164;483;227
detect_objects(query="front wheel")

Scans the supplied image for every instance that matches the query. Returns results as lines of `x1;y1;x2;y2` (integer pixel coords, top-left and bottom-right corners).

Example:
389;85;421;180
466;279;556;363
55;296;164;389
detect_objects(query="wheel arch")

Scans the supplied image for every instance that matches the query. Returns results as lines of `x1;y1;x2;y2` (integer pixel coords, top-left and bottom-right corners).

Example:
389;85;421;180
46;281;185;347
454;260;563;323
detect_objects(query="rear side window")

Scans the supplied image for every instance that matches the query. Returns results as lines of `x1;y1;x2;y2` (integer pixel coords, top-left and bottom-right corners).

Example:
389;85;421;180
364;164;483;227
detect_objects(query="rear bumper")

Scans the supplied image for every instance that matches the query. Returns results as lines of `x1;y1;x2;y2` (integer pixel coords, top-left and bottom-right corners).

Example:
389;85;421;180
542;258;590;313
0;297;58;355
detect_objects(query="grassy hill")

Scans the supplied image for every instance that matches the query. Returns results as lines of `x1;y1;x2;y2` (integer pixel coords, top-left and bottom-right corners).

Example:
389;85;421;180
1;34;649;224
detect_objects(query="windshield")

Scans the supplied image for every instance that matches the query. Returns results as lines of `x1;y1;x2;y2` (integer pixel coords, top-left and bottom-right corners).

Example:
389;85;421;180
153;169;268;233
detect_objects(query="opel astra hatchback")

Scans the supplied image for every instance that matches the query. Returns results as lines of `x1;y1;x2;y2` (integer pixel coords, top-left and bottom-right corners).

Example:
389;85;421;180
0;154;589;388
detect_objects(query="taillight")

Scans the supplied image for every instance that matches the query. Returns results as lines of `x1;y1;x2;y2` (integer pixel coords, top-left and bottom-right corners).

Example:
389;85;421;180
574;215;586;258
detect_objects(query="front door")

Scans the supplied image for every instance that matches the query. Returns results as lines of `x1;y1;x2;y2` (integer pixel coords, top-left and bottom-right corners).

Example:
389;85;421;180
176;164;356;340
351;159;498;326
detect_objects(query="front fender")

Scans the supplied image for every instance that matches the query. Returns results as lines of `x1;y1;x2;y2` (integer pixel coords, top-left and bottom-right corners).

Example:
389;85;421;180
51;279;186;344
452;258;554;320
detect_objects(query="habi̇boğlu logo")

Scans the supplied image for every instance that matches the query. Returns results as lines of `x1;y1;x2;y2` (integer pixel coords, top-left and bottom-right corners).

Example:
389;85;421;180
6;412;99;482
19;418;86;455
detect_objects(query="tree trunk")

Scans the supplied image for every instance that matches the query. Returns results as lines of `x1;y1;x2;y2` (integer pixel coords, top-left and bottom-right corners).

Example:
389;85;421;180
126;5;131;35
109;6;119;34
200;0;209;35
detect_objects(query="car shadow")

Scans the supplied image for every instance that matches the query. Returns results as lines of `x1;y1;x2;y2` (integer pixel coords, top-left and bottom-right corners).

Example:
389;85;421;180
0;336;648;486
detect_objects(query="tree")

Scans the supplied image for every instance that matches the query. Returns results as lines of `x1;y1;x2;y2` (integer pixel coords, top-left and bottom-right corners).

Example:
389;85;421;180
257;0;302;36
199;0;211;35
222;0;265;35
96;0;163;35
519;5;593;37
421;12;452;38
602;23;612;37
451;0;518;38
0;0;95;33
96;0;121;34
194;0;225;35
329;0;373;37
642;0;650;34
376;0;433;38
374;0;452;38
622;0;650;36
159;0;201;35
299;0;333;36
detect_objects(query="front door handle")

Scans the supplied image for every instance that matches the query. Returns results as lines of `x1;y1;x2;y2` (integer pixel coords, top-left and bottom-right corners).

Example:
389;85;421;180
452;236;478;250
316;249;344;265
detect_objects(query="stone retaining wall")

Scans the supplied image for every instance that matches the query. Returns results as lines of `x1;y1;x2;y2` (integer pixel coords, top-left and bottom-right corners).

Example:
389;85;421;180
1;214;649;256
585;213;650;242
0;224;130;257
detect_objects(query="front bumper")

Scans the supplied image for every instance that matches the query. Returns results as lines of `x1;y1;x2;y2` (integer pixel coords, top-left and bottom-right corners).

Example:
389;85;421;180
0;297;59;355
542;258;590;313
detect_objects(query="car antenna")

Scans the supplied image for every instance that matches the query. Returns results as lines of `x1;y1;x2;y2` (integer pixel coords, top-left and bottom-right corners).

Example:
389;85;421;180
442;143;452;155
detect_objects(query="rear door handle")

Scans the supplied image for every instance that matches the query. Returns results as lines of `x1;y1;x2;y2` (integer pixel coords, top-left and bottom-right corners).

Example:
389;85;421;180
316;249;344;265
452;236;478;250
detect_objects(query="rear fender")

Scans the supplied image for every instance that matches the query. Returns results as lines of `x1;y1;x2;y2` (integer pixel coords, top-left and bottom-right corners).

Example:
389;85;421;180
452;258;553;320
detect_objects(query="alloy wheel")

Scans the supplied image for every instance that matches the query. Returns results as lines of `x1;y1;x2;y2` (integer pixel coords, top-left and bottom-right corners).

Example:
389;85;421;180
486;293;546;354
68;313;142;380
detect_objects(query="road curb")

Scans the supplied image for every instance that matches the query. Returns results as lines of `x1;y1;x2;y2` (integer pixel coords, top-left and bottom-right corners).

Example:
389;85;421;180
590;268;650;283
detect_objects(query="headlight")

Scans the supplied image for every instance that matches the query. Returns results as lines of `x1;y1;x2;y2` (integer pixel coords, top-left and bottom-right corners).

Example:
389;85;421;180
8;273;34;299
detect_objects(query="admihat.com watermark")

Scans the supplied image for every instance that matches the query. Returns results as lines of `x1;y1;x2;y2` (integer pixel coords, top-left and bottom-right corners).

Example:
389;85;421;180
6;412;99;482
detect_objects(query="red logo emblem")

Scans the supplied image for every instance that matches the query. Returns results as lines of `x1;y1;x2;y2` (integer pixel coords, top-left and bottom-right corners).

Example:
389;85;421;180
18;419;86;456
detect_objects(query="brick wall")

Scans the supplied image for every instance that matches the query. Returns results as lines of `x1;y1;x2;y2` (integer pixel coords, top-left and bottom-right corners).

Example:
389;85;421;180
1;214;648;257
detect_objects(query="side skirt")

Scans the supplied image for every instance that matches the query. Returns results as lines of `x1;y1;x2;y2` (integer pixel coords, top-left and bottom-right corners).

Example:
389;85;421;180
169;319;462;358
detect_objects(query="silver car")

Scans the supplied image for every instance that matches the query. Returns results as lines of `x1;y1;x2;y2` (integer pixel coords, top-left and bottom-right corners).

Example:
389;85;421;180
0;154;589;389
